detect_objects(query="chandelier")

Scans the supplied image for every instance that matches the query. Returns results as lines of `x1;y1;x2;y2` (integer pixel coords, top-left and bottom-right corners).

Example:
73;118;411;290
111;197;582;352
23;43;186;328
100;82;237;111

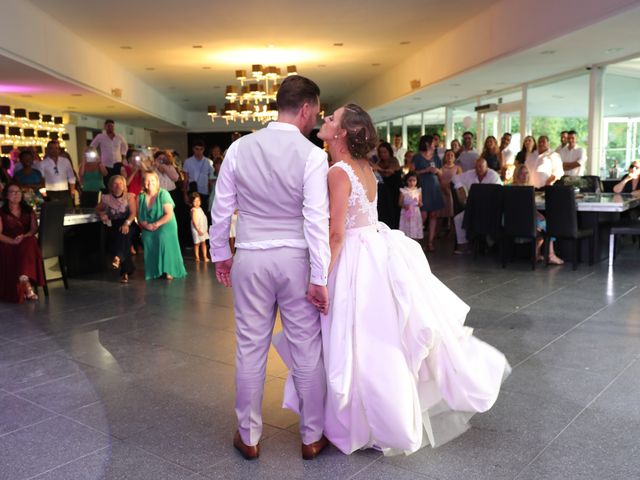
208;64;297;124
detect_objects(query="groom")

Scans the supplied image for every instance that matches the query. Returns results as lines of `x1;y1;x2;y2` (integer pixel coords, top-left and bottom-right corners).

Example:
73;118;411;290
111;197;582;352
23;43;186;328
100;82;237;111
210;75;331;460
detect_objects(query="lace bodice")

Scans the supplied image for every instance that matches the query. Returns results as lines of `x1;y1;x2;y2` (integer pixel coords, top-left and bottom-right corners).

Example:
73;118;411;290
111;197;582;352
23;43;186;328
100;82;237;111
330;161;378;229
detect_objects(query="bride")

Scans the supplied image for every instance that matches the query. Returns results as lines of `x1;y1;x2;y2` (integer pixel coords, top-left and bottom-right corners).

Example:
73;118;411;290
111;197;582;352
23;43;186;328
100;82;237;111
277;104;510;456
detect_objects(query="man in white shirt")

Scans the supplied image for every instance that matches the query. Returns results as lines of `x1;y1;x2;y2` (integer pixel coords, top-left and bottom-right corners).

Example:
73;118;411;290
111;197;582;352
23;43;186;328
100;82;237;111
499;132;514;169
210;75;330;461
456;131;480;172
41;140;77;207
452;157;502;253
182;140;214;211
555;130;569;153
526;136;565;188
392;134;406;164
559;130;586;176
90;119;128;169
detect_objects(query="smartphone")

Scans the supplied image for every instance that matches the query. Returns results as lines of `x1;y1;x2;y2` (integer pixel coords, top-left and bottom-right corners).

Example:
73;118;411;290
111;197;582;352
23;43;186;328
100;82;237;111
86;151;98;163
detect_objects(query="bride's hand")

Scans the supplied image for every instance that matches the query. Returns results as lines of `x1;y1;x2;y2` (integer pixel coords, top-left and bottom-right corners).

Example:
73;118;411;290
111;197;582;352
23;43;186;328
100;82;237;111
307;284;329;314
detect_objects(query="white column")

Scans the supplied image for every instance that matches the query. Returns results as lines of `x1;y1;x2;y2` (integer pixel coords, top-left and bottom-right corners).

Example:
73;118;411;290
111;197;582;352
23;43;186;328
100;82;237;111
385;122;390;143
521;85;530;137
445;107;454;146
587;66;605;176
401;116;407;149
420;111;425;136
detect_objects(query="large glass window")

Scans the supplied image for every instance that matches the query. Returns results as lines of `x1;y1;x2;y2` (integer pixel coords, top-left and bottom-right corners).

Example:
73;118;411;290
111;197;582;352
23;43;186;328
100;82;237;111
527;75;589;151
602;59;640;176
375;122;389;143
405;113;422;152
452;102;477;147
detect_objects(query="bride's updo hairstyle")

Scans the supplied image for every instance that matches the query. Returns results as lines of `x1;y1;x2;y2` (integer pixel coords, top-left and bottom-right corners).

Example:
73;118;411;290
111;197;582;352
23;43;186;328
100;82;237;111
340;104;378;159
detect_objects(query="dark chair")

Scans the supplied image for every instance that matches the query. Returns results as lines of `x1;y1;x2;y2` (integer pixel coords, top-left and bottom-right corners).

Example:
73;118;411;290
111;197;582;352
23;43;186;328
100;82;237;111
450;181;465;251
502;186;538;270
462;183;503;258
38;201;69;296
544;185;594;270
608;219;640;266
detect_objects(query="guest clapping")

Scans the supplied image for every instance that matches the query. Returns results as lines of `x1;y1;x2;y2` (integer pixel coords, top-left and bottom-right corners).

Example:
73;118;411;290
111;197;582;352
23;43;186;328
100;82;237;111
138;171;186;280
0;182;44;302
96;175;137;283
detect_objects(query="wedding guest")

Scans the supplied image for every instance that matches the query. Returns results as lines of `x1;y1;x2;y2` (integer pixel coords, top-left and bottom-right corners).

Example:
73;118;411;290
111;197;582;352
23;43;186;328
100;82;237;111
90;119;128;177
0;182;44;302
96;175;137;283
398;172;423;240
183;139;213;209
559;130;586;176
479;135;500;172
79;148;108;207
526;136;564;189
138;171;186;280
13;150;44;192
153;150;180;197
498;132;514;179
412;134;444;251
452;157;502;254
555;130;569;153
392;134;406;163
403;150;414;173
190;192;209;262
511;164;564;264
40;140;76;207
438;149;462;232
374;142;402;229
613;160;640;194
456;131;479;172
450;138;462;159
119;149;146;197
514;135;537;166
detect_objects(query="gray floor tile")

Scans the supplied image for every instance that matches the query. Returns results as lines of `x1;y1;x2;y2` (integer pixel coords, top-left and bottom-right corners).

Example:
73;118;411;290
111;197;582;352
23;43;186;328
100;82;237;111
0;341;54;369
0;416;110;480
0;393;56;435
29;442;195;480
351;460;435;479
0;353;83;393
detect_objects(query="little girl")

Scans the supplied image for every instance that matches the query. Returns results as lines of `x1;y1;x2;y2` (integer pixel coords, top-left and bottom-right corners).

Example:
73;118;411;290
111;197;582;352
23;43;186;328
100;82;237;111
438;149;462;232
190;192;209;261
398;172;423;240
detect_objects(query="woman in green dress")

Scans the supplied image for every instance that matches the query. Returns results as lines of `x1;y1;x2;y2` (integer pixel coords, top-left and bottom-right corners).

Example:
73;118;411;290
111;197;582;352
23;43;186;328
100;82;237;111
138;171;187;280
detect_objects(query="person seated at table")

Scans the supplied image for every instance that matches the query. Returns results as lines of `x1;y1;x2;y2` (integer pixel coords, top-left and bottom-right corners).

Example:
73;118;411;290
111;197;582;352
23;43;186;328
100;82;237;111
79;148;108;208
0;182;44;302
138;170;186;280
96;175;137;283
613;161;639;194
13;150;44;193
452;157;501;254
525;136;564;189
511;164;564;265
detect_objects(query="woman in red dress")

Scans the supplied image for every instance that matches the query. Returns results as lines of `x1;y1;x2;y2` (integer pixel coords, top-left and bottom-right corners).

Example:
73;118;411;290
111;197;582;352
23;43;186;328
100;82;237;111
0;182;44;302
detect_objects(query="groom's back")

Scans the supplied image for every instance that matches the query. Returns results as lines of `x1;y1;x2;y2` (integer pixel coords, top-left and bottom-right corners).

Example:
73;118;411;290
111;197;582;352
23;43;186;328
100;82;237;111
233;124;321;243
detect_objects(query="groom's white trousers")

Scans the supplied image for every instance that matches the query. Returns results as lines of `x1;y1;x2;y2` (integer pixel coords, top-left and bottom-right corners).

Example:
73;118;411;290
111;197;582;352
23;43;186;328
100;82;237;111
231;246;326;446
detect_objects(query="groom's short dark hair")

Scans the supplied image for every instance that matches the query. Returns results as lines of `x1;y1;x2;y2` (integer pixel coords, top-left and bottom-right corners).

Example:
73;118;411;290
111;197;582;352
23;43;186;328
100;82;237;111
276;75;320;113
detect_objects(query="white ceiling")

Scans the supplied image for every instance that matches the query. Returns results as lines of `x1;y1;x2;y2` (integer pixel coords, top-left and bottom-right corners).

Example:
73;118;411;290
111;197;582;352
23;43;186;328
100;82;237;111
3;0;640;128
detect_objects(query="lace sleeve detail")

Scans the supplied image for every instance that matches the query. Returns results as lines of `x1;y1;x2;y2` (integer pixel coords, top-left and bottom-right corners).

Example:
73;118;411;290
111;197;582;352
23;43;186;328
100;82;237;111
330;161;378;229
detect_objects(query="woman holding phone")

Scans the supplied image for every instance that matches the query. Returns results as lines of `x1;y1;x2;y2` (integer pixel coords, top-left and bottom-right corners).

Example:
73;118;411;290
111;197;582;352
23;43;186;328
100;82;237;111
79;147;108;207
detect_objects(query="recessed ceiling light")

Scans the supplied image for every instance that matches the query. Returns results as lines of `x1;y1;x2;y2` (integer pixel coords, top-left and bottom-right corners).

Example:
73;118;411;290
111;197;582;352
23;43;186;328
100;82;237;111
317;64;327;68
449;83;461;87
192;45;203;49
266;44;275;48
605;47;623;54
67;106;76;109
609;103;618;108
333;42;343;47
539;50;556;55
371;63;381;67
145;67;155;71
213;85;221;89
399;41;411;45
71;93;82;97
412;97;422;101
120;46;133;50
202;66;211;70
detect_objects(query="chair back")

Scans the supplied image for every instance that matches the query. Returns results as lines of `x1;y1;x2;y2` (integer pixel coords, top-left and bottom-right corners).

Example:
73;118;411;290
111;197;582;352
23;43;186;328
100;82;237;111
503;186;536;238
39;201;66;259
462;183;503;238
544;185;578;238
450;181;465;216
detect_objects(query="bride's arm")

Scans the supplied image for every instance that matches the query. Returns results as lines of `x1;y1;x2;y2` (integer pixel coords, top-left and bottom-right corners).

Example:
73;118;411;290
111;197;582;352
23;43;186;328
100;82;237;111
327;167;350;274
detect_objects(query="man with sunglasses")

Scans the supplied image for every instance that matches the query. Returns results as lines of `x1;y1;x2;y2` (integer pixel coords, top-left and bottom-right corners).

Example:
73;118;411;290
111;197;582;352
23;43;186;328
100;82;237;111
41;140;77;207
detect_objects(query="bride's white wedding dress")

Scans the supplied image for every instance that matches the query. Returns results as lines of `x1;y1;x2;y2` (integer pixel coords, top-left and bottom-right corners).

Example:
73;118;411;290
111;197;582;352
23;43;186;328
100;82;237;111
275;160;511;456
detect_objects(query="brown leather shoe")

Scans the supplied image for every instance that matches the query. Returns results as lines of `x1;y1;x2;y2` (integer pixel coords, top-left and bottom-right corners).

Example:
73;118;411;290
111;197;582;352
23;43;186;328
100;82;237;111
301;435;329;460
233;431;259;460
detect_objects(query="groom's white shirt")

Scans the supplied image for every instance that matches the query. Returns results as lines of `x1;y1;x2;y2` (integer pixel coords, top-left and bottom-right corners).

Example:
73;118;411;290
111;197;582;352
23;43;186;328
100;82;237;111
209;121;330;285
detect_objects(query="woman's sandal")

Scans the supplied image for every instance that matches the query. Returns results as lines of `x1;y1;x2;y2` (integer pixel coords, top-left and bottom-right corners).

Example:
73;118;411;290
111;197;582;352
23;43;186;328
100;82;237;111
120;274;129;284
23;282;38;301
112;256;121;270
548;255;565;265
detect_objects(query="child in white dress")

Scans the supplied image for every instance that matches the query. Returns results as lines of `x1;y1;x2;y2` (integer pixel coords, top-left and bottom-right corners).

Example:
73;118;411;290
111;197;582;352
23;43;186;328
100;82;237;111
190;192;209;261
398;172;423;240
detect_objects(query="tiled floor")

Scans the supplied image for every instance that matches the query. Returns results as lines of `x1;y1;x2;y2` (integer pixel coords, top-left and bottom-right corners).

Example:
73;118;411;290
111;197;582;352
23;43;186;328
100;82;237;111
1;239;639;480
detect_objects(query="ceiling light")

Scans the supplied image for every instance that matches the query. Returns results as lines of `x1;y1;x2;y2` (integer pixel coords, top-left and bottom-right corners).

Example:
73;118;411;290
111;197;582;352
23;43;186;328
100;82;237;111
605;47;623;54
145;67;155;71
193;45;203;49
450;83;461;87
317;64;327;68
412;97;422;101
539;50;556;55
371;63;381;67
71;93;82;97
333;43;343;47
399;41;411;45
120;46;132;50
609;103;618;108
202;66;211;70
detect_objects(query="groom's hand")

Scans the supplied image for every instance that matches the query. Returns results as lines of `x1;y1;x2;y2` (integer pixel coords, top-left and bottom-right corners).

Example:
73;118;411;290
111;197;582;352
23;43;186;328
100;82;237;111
307;283;329;315
215;258;233;287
